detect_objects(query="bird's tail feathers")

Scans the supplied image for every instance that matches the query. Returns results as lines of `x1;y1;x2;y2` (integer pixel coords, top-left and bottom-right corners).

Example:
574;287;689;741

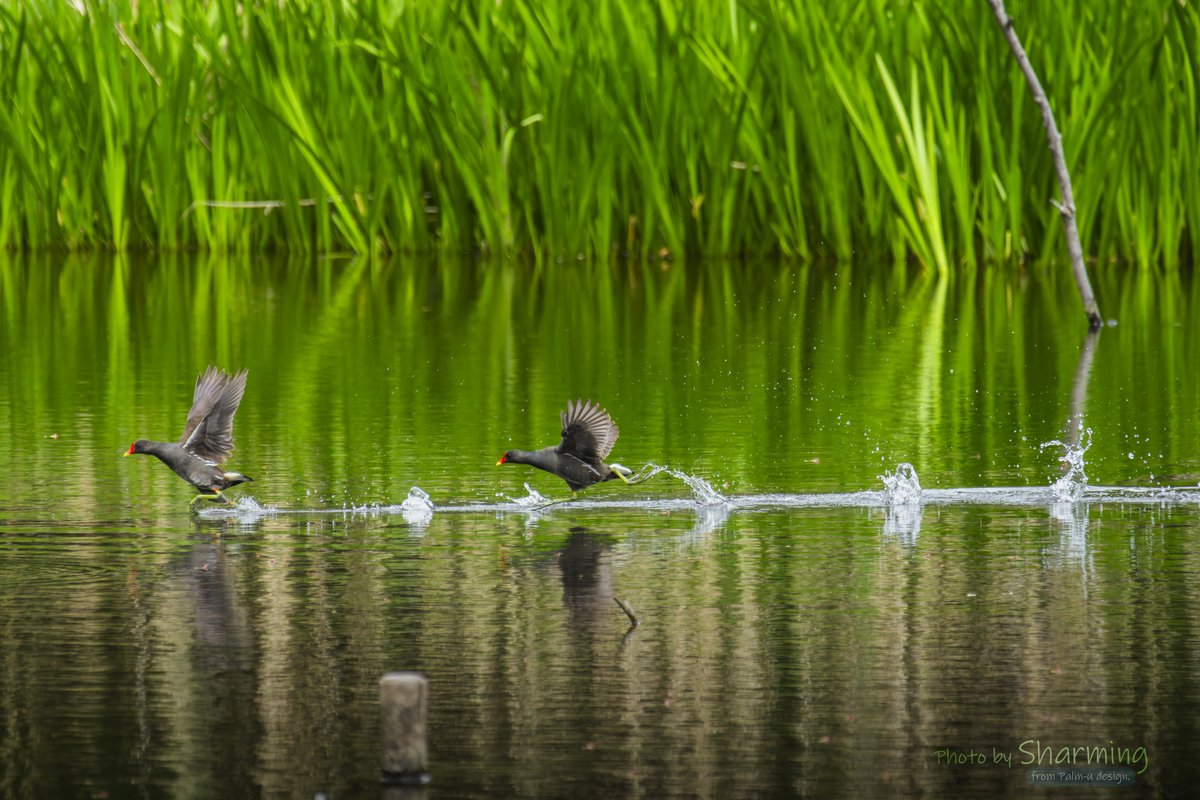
223;471;253;486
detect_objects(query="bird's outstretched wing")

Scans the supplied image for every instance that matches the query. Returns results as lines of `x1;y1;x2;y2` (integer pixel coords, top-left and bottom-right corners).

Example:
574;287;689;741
558;399;619;463
179;366;248;463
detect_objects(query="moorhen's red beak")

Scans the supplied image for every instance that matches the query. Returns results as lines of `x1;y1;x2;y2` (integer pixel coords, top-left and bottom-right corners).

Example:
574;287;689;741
496;454;507;465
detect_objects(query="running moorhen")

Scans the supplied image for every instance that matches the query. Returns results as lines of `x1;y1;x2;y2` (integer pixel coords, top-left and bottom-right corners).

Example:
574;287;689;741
125;366;253;507
497;399;634;494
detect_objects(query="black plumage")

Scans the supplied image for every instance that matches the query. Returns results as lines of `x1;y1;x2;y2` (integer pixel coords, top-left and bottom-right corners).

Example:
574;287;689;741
498;399;633;492
125;366;253;506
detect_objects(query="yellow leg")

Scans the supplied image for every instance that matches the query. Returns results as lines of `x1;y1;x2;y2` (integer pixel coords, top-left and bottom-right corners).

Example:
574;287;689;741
190;489;229;508
611;464;638;484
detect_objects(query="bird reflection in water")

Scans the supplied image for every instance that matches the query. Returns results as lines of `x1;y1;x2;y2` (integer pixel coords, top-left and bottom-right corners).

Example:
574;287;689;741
556;528;617;638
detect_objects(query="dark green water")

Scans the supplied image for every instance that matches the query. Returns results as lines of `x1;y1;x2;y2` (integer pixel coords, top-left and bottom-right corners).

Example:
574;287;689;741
1;256;1199;798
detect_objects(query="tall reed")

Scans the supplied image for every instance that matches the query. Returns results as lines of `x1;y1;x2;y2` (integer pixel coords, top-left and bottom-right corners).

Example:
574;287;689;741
0;0;1195;267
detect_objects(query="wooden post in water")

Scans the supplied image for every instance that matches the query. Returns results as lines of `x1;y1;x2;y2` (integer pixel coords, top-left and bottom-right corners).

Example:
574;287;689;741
380;672;431;786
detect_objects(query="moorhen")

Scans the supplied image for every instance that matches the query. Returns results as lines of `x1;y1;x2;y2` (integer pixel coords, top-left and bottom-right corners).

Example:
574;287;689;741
497;399;635;495
125;366;253;507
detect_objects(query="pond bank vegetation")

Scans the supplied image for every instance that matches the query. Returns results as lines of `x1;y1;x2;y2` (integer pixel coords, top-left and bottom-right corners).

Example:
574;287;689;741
1;1;1196;268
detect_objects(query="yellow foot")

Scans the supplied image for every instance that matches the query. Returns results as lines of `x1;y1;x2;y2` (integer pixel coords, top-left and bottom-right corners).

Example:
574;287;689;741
611;464;637;484
189;490;227;508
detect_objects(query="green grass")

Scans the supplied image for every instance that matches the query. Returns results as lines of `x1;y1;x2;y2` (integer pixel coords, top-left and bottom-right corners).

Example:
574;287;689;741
0;0;1197;267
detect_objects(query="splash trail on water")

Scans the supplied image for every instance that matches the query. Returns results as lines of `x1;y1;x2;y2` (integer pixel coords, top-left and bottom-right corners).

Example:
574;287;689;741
195;451;1200;522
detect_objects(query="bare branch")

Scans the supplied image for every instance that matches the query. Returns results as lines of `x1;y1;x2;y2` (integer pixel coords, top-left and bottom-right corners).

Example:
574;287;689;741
986;0;1103;329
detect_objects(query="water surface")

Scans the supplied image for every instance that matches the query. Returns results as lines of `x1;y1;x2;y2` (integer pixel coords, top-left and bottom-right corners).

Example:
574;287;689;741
1;256;1198;797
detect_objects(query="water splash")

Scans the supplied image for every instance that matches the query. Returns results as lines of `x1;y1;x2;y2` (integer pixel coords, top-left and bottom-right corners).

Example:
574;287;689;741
501;482;552;508
400;486;435;525
486;464;723;512
606;462;726;506
623;462;670;484
880;462;922;505
193;495;277;524
657;465;727;506
232;496;274;514
1041;427;1092;503
878;462;923;544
